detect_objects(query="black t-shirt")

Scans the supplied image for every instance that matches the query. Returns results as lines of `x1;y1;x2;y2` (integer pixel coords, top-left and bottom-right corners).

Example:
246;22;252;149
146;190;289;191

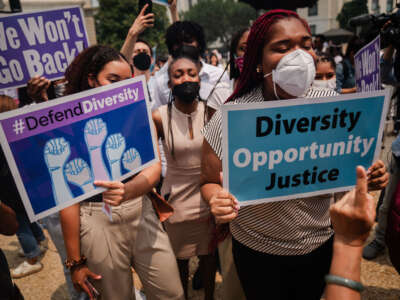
0;149;25;214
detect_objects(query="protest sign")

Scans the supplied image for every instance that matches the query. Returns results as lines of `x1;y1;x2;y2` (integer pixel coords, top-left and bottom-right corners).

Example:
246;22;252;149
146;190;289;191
0;76;158;221
354;35;381;92
153;0;169;6
222;90;390;206
0;6;89;90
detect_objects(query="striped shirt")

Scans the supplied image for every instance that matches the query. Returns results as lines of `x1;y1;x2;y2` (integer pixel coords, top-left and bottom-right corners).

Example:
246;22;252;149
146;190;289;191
203;86;339;255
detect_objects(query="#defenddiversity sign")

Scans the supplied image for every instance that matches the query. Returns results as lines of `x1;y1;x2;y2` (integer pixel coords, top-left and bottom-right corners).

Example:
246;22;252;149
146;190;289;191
0;6;89;90
0;77;158;221
222;90;390;206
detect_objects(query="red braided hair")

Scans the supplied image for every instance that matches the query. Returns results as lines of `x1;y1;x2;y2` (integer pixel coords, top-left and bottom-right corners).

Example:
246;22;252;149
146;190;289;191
226;9;311;103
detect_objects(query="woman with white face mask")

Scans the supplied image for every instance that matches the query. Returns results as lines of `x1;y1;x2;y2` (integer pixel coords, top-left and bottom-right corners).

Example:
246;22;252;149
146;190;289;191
312;55;337;91
201;9;389;300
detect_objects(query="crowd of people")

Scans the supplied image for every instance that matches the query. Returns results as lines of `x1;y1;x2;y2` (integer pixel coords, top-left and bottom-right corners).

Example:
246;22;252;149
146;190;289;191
0;2;399;300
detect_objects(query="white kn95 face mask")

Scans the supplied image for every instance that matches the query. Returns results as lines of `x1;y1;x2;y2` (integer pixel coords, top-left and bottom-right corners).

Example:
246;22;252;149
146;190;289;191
264;49;316;99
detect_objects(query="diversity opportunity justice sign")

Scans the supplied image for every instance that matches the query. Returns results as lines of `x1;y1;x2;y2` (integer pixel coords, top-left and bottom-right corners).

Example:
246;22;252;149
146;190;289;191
354;35;381;92
222;90;390;206
0;6;89;90
0;77;158;221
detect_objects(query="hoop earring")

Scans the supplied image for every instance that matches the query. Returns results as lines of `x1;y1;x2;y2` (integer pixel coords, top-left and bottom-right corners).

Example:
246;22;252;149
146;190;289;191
256;66;262;74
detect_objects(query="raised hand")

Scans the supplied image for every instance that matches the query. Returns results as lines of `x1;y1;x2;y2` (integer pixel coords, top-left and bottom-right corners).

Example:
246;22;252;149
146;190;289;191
129;4;155;37
122;148;142;171
64;158;94;193
44;137;71;171
330;166;376;247
84;118;108;151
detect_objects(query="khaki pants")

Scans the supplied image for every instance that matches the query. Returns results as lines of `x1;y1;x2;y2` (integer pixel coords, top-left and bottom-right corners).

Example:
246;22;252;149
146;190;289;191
80;196;184;300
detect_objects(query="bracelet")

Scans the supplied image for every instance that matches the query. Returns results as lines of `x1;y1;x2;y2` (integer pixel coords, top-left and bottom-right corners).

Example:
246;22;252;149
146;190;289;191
64;256;87;272
325;274;364;292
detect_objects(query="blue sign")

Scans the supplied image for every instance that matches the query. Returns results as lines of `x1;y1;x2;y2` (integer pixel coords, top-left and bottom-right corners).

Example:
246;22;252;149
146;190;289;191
0;6;89;90
0;77;158;221
221;90;390;206
354;35;381;92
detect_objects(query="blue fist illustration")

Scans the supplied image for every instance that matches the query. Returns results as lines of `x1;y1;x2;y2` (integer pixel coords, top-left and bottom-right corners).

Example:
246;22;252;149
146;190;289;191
106;133;126;164
84;118;107;151
64;158;94;193
122;148;142;171
44;137;71;172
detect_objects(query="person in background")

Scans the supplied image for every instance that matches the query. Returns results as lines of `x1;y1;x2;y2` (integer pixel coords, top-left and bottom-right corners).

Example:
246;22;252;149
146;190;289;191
0;96;48;279
336;36;364;94
120;4;154;68
206;28;250;119
150;20;230;111
201;10;388;300
152;54;217;300
312;54;337;90
314;34;327;56
59;45;184;300
329;43;343;65
209;53;222;68
0;196;23;299
131;38;154;81
363;43;400;259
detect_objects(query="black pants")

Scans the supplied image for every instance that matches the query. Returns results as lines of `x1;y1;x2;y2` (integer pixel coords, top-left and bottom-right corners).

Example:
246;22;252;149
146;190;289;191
232;236;333;300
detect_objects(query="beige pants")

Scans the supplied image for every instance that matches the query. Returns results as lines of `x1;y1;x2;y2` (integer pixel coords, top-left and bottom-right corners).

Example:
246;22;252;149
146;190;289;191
80;196;184;300
218;234;246;300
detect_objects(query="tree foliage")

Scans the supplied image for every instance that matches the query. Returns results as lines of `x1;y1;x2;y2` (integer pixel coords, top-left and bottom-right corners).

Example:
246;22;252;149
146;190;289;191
182;0;257;48
337;0;369;31
95;0;170;54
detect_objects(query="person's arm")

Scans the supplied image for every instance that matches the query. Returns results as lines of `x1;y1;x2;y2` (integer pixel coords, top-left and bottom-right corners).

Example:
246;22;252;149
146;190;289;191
0;201;18;235
152;109;165;140
200;140;239;224
326;166;375;300
168;0;179;23
120;4;154;65
59;204;101;299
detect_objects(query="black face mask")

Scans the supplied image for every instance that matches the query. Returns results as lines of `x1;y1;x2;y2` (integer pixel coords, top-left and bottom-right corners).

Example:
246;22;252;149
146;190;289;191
133;52;151;71
172;81;200;103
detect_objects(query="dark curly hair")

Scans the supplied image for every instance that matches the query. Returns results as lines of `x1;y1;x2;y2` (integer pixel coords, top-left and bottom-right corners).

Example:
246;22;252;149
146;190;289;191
165;21;206;56
64;45;130;95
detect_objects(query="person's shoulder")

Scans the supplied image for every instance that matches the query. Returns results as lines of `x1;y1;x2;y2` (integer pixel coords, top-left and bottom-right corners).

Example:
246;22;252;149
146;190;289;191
306;87;339;98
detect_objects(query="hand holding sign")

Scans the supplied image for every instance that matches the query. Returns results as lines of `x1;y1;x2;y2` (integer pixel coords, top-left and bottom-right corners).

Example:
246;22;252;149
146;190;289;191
210;189;240;224
27;76;51;102
94;180;125;206
330;166;375;247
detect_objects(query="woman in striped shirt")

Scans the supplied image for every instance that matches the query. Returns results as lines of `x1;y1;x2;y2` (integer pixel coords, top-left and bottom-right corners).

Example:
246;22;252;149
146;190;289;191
200;10;388;300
